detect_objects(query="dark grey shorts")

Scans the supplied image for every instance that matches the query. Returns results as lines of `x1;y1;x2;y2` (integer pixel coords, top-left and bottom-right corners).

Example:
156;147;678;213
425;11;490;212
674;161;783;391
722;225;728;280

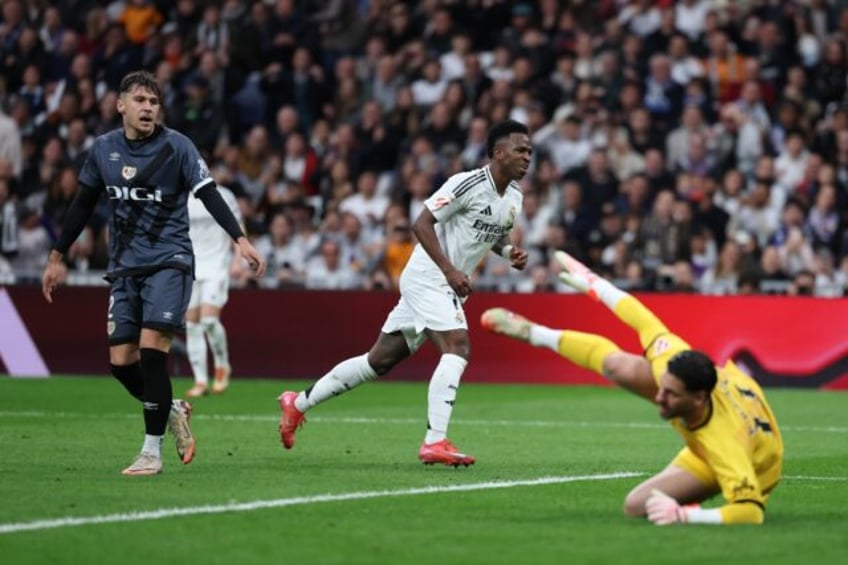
107;268;193;345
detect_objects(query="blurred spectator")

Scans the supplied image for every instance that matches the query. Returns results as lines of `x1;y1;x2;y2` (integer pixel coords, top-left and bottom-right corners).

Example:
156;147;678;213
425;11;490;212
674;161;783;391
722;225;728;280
9;202;50;280
168;73;223;156
777;226;816;277
0;104;23;177
304;237;362;290
236;125;279;206
2;0;848;297
515;264;556;293
635;190;690;274
815;37;848;109
700;238;742;295
545;114;591;177
0;176;19;259
702;30;748;105
253;210;306;289
643;53;684;136
119;0;163;46
806;183;841;254
787;268;816;297
339;170;389;235
774;131;811;193
730;178;781;247
666;105;709;173
411;57;448;109
377;205;414;290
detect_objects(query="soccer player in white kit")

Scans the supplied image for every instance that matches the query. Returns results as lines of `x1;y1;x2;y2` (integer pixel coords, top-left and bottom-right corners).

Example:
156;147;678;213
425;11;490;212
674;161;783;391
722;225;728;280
277;120;532;466
185;185;242;397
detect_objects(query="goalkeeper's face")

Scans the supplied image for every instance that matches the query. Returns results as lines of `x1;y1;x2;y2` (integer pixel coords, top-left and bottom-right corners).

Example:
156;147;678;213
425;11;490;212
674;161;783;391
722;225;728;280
655;372;698;421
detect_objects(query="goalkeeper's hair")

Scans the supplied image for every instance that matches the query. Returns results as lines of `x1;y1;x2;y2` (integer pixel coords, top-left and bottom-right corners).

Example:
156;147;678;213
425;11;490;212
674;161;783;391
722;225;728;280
667;350;717;393
486;119;529;157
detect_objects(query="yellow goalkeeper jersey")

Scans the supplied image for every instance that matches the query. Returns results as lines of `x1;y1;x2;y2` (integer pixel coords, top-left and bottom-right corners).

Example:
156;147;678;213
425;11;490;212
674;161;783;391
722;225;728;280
670;359;783;507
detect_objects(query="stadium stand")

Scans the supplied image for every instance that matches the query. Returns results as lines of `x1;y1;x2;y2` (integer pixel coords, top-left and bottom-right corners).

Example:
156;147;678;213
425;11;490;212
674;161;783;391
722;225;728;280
1;0;847;296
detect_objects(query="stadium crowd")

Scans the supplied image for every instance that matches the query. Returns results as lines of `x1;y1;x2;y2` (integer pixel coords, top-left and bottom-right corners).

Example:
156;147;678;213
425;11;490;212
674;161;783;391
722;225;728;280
1;0;848;297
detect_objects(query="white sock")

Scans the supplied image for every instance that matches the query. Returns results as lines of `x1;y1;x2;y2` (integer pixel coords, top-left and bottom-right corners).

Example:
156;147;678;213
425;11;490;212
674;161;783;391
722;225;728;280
201;316;230;371
296;354;377;412
425;353;468;444
142;434;163;458
529;325;563;352
186;321;208;385
590;278;628;310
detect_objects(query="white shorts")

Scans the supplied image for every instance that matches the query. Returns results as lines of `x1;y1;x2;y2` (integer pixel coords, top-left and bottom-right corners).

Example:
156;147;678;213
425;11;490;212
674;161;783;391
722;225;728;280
381;271;467;353
188;277;230;310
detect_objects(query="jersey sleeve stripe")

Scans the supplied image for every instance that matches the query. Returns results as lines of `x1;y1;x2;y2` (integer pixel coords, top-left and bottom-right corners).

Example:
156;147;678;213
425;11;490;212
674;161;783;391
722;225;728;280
452;171;485;199
191;177;215;195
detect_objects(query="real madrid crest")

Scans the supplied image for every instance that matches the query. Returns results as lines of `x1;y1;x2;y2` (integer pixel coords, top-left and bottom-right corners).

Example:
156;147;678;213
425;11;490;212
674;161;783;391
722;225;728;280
107;321;115;335
122;166;137;181
506;205;516;230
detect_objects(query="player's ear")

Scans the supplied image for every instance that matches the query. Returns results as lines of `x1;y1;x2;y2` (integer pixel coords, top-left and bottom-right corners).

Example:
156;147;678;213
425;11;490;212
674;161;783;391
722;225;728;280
116;94;125;115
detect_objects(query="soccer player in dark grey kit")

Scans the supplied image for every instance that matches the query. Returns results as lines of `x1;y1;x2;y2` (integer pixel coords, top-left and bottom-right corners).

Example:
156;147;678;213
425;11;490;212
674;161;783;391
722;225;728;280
41;70;266;475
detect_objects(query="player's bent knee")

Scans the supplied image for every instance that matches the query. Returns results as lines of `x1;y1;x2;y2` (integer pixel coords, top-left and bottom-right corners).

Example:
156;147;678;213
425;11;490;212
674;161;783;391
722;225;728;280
366;351;403;376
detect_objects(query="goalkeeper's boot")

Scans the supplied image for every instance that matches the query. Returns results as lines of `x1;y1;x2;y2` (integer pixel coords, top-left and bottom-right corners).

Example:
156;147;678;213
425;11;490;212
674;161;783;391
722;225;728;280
418;439;476;467
212;365;231;394
185;383;209;398
278;391;306;449
480;308;532;342
121;451;163;476
554;250;600;300
168;399;196;464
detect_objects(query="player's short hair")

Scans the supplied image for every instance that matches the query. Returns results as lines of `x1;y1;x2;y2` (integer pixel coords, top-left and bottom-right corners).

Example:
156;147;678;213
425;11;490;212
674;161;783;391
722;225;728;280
486;119;529;158
667;350;717;393
119;70;162;100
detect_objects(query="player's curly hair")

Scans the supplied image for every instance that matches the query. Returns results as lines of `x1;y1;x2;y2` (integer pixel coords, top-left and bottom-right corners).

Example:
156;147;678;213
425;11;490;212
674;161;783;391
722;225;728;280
667;350;717;393
119;70;162;100
486;119;529;158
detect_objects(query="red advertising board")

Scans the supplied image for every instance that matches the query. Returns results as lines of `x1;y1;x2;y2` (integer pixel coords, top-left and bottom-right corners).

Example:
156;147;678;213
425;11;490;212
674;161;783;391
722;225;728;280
3;286;847;389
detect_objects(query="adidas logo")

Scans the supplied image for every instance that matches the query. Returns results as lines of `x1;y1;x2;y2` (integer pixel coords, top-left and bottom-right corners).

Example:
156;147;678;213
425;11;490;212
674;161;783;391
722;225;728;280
481;205;492;215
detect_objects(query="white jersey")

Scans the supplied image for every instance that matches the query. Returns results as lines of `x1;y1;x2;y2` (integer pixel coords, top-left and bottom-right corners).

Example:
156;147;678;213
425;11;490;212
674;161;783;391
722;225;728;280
404;165;523;279
188;186;241;279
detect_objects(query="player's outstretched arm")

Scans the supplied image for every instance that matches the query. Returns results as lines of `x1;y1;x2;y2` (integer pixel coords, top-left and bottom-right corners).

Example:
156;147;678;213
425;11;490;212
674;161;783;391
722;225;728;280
646;489;765;525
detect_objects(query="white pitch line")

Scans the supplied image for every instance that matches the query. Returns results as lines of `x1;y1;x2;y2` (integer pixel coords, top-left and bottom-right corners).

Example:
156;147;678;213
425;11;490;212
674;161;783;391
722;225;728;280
782;475;848;482
0;472;642;535
0;411;845;433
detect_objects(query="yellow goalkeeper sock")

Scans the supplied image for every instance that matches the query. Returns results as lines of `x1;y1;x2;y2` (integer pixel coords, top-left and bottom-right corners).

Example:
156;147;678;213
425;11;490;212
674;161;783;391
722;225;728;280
558;331;620;374
612;296;670;350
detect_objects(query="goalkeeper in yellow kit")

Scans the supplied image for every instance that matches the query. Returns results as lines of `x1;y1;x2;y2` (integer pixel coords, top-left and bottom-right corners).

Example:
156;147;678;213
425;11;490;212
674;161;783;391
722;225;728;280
482;251;783;525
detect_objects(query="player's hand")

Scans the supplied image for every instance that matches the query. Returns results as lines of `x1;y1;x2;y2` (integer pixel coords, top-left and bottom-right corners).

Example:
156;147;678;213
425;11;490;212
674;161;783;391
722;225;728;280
646;489;686;526
41;252;68;304
236;237;267;277
508;246;528;270
445;268;472;298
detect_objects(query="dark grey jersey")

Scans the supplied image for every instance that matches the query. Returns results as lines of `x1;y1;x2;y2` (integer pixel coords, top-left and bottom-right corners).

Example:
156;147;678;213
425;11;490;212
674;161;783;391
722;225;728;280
79;126;213;278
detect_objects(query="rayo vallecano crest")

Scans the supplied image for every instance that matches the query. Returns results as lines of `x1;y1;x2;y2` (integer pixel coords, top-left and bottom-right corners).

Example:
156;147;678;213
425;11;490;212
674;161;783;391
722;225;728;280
122;166;137;180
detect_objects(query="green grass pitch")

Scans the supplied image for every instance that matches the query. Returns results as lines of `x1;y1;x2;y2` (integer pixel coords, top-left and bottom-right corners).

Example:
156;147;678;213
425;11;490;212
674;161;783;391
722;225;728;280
1;376;846;564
